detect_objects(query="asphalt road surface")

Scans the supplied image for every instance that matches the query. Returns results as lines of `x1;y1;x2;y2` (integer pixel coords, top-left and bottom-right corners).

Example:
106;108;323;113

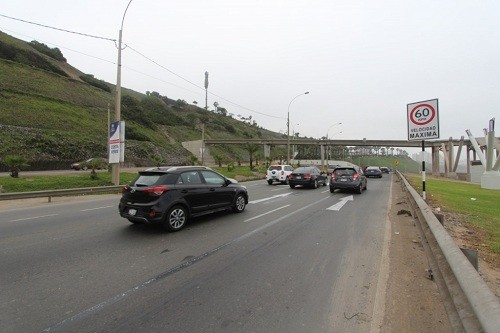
0;176;393;332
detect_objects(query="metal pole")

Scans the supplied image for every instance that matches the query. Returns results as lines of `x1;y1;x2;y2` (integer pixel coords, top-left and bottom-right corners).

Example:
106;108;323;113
287;92;309;163
422;140;426;201
204;71;209;110
112;0;133;185
201;123;205;166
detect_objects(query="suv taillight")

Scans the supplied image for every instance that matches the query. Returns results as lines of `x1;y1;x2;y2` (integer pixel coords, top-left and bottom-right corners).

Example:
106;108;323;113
353;173;359;180
143;185;169;196
281;170;284;175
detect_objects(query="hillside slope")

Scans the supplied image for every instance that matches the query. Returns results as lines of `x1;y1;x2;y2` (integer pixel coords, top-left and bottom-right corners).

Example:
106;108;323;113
0;31;285;170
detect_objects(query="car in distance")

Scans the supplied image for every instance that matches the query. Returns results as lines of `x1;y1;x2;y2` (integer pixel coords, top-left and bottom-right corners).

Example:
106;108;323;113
118;166;248;232
70;158;108;170
329;165;367;194
326;164;341;176
380;166;390;174
288;166;327;189
266;164;294;185
364;166;383;178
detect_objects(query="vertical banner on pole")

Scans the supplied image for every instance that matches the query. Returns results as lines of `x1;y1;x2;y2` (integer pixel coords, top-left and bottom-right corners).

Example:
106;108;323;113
109;121;120;164
120;121;125;163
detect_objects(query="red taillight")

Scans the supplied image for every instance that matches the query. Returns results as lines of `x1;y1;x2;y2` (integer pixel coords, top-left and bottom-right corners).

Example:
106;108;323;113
143;185;169;196
304;173;312;179
353;173;359;180
122;185;130;193
281;170;284;175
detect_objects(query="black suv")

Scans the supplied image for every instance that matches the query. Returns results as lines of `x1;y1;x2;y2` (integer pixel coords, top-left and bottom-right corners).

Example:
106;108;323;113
119;166;248;231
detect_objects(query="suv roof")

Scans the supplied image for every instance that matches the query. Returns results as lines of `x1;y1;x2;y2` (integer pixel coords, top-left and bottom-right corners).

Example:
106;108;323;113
144;166;213;172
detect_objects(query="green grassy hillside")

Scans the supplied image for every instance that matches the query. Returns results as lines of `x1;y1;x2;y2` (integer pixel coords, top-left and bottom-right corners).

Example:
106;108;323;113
0;31;285;170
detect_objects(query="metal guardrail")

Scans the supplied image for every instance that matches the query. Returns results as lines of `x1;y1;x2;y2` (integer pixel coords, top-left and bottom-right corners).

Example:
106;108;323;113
0;186;123;202
398;171;500;333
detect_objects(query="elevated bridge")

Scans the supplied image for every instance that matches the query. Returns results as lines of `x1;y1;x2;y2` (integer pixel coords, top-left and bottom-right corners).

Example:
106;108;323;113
183;137;497;180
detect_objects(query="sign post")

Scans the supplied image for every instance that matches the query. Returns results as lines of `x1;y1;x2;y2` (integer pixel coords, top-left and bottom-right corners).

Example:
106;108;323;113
407;99;439;201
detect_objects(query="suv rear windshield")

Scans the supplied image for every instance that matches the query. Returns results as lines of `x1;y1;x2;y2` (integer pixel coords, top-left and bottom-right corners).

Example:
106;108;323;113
268;166;282;171
334;168;356;176
132;172;179;186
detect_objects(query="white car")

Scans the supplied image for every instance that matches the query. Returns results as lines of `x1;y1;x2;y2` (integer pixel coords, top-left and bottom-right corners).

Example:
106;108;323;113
266;165;294;185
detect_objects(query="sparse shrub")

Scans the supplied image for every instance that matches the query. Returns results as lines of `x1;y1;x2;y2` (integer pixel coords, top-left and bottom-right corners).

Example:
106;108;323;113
3;155;30;178
79;74;111;92
0;41;17;60
29;41;66;62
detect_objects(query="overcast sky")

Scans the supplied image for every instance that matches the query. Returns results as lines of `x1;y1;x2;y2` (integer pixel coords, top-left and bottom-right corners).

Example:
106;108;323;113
1;0;499;144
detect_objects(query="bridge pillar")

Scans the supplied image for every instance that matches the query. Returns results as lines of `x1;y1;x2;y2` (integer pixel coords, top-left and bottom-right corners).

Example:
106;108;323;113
320;145;325;169
447;138;458;179
264;144;271;166
432;145;440;176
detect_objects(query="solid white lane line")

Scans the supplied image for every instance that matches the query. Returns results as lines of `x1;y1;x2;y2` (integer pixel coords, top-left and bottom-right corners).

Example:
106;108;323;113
9;214;59;222
81;205;114;212
248;192;292;204
244;205;290;222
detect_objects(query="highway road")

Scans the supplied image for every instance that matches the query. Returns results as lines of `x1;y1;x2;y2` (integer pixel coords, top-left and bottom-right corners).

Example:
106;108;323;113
0;175;393;332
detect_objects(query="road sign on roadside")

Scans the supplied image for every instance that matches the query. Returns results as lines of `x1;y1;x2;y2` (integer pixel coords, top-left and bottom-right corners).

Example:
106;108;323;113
407;99;439;141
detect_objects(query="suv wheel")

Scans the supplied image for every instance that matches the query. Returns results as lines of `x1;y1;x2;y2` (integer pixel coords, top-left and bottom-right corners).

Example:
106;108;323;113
312;179;318;189
164;205;187;232
267;180;273;185
233;194;246;213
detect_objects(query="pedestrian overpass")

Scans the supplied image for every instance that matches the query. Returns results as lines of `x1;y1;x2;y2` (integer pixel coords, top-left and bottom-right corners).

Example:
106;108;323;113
183;136;498;181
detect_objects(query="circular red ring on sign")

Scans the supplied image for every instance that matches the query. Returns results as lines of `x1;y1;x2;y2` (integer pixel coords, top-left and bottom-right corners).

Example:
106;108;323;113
410;104;435;125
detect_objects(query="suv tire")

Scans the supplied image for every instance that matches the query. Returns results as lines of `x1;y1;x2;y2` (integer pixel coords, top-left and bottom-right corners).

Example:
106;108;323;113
164;205;187;232
233;193;246;213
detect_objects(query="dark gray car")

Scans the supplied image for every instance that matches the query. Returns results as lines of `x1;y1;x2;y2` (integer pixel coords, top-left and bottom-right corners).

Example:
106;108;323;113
329;165;367;194
288;166;327;189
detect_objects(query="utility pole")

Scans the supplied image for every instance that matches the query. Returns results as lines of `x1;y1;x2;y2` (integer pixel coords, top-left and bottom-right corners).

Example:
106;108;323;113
204;71;209;110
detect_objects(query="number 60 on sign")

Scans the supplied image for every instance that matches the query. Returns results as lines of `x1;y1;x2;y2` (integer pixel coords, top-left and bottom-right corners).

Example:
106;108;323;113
407;99;440;141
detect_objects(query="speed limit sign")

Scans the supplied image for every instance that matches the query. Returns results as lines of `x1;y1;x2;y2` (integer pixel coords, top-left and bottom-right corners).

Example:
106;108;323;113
407;99;439;141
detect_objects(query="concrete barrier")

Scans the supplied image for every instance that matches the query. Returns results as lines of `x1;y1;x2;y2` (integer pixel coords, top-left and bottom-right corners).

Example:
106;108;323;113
398;171;500;333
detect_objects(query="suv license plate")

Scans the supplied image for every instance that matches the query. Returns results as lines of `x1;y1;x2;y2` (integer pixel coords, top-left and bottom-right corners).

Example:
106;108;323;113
128;208;137;216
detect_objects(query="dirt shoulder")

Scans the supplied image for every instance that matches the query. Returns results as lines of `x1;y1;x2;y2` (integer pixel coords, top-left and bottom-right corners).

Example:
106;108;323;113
379;176;453;332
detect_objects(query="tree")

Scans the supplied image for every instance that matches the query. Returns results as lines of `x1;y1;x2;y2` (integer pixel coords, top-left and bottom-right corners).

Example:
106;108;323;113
188;155;198;165
245;143;259;170
3;155;30;178
214;154;223;167
153;155;165;168
87;158;106;180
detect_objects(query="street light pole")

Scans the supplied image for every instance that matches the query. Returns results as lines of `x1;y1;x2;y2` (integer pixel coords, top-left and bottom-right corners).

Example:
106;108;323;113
112;0;133;185
287;91;309;163
325;122;342;166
